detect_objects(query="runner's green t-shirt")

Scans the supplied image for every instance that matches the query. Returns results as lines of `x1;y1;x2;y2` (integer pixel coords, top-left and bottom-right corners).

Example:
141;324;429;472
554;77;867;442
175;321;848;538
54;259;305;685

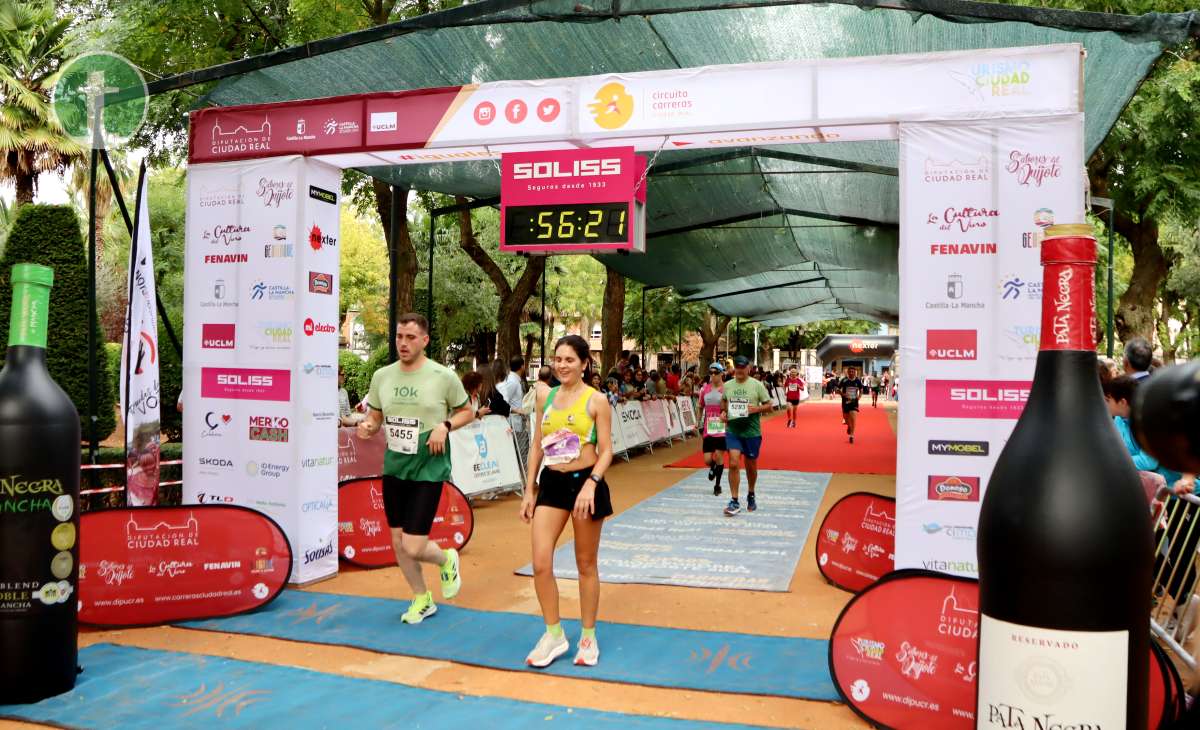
722;376;772;438
366;359;469;481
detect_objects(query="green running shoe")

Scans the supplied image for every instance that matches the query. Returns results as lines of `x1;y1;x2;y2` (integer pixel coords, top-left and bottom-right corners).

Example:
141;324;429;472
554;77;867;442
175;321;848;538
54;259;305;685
401;592;437;624
440;548;462;600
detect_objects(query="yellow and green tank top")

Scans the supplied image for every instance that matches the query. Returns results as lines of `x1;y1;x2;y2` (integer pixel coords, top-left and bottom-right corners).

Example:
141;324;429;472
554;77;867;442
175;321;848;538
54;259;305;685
541;385;598;444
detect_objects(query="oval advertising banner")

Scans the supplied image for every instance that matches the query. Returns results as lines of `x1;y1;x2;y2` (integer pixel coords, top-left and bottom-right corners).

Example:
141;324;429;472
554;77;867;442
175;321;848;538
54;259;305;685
816;492;896;593
338;426;387;483
828;570;1174;730
79;505;291;627
338;479;474;568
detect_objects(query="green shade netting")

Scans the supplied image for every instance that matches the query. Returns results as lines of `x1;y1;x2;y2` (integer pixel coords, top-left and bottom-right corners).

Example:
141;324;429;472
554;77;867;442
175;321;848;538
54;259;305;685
199;0;1195;324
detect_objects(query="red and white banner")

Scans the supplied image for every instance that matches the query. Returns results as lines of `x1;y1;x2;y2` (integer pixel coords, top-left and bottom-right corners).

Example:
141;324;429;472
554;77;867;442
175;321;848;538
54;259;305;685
337;479;474;568
190;46;1083;165
642;399;672;444
120;168;161;506
78;505;291;626
895;115;1085;578
182;156;342;584
829;571;1174;730
816;493;896;593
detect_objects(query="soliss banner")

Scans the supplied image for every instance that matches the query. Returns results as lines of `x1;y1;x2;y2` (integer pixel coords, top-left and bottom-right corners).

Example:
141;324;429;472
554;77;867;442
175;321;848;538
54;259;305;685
182;156;341;584
895;115;1084;578
78;505;291;626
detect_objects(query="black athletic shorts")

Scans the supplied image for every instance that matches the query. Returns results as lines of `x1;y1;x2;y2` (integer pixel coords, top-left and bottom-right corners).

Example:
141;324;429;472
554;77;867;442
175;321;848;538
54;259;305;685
381;475;443;534
842;401;860;413
702;436;726;453
786;398;800;405
535;468;613;520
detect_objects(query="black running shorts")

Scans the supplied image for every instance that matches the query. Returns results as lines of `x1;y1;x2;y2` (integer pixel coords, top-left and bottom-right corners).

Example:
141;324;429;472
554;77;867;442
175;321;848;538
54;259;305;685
842;401;860;413
381;475;443;534
535;468;613;520
702;436;726;453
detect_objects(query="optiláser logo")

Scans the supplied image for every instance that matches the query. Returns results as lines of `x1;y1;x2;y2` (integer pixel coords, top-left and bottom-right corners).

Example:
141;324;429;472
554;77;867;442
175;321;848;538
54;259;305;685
588;82;634;130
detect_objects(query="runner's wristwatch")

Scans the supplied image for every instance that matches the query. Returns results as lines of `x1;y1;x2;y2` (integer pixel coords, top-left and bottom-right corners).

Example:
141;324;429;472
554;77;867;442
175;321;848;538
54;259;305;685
589;474;603;485
442;420;452;432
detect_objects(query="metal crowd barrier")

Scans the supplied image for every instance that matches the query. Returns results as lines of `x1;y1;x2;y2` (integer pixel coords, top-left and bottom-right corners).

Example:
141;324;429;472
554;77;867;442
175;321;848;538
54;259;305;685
1151;487;1200;672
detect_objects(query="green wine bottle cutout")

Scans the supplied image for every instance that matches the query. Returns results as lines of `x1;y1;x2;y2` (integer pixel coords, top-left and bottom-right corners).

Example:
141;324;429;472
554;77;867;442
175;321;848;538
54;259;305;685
0;264;81;703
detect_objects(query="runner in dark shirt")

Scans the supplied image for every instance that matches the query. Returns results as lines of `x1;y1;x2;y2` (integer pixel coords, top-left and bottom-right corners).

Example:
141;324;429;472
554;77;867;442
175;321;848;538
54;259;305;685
838;366;866;445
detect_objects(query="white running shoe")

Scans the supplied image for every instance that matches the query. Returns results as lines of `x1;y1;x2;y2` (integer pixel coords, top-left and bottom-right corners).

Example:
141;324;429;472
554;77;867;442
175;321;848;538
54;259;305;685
525;631;569;668
574;635;599;666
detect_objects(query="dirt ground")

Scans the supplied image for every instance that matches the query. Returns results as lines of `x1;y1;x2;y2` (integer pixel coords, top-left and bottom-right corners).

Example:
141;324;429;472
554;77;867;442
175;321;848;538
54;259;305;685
11;404;900;730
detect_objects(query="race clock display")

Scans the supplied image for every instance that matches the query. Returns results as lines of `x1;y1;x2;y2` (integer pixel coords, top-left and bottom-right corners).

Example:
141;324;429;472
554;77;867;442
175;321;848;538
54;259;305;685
503;203;629;246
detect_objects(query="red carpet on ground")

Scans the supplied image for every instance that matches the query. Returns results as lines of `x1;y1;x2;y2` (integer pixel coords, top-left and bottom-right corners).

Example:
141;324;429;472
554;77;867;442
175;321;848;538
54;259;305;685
667;400;897;474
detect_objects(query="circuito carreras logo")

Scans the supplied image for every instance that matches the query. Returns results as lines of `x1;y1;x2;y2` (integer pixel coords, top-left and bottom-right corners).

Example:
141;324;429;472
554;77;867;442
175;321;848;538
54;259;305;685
588;82;635;130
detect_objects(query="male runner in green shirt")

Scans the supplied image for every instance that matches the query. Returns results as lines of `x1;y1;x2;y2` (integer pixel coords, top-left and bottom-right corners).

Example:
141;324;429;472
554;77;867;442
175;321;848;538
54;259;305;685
358;313;474;623
721;355;774;516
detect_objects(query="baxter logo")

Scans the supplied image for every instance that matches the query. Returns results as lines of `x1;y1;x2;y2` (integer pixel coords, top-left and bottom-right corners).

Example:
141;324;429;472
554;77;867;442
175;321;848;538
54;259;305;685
304;318;336;336
201;323;235;349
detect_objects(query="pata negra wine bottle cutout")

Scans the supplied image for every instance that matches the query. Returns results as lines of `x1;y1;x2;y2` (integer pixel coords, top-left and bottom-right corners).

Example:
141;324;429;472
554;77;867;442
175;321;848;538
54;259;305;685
976;224;1151;730
0;263;82;703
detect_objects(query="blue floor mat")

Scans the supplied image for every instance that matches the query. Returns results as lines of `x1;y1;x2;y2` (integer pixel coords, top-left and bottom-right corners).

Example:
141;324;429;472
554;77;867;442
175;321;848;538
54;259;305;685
0;644;777;728
516;470;832;591
176;590;838;701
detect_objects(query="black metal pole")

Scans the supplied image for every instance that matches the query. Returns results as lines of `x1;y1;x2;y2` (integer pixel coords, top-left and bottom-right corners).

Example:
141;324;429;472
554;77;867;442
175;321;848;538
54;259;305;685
540;260;547;366
387;185;400;362
677;297;682;368
427;207;435;328
735;317;741;357
1107;205;1115;358
86;145;99;464
640;285;646;367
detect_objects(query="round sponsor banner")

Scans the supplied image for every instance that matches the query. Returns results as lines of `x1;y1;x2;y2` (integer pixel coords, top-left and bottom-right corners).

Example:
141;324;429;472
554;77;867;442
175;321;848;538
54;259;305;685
338;479;474;568
815;492;895;593
828;570;1173;730
78;505;292;627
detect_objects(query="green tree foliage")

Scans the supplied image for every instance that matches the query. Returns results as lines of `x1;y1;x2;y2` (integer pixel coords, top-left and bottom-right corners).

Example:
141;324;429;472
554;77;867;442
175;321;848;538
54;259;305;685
0;0;84;205
622;282;709;355
339;207;390;350
0;204;116;440
338;349;368;403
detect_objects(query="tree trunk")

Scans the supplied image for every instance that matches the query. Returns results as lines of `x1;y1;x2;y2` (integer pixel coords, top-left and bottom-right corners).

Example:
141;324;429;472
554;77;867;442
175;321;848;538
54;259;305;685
698;309;731;367
14;169;34;207
373;179;418;319
601;267;625;374
454;197;544;361
1113;213;1168;343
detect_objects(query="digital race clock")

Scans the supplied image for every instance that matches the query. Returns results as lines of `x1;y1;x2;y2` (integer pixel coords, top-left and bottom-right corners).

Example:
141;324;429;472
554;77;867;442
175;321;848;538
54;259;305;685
500;147;646;254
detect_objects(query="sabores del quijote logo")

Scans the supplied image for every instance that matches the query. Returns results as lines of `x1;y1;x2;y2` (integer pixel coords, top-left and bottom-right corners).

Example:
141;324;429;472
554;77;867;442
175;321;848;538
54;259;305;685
256;177;295;208
1005;150;1062;188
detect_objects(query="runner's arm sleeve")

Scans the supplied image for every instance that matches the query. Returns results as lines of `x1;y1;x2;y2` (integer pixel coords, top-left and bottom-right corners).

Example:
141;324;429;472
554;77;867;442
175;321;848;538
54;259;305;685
366;370;382;410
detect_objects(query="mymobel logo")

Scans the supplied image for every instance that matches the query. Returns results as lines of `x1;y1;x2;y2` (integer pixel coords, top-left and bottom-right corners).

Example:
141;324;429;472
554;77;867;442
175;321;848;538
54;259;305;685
309;185;337;205
926;330;977;360
303;318;336;336
512;158;622;179
928;440;989;456
51;52;148;149
201;323;235;349
587;81;634;130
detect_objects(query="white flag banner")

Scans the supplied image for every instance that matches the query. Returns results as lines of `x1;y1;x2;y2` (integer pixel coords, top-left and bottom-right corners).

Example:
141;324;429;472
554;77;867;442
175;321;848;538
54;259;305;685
121;166;162;506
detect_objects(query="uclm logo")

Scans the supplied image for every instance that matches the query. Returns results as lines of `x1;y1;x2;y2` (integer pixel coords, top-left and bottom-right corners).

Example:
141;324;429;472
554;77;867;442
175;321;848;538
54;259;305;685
511;158;622;179
201;323;235;350
926;330;977;360
201;367;291;402
926;379;1030;419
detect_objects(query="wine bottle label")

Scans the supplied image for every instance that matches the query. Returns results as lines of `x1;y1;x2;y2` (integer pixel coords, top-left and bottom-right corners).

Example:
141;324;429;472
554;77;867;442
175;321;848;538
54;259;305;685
7;280;51;349
977;614;1127;729
1039;234;1096;352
